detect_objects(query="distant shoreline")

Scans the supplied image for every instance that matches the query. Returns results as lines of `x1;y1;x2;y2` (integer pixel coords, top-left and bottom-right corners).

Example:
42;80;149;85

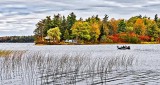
0;42;34;43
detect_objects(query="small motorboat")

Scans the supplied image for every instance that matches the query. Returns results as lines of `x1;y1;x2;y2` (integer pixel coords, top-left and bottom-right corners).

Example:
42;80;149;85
117;46;130;50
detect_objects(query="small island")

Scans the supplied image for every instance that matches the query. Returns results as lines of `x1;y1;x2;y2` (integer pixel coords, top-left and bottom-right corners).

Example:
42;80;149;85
34;12;160;45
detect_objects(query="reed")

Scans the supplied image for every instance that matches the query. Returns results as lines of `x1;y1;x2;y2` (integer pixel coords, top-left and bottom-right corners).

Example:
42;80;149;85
0;50;135;85
0;50;12;57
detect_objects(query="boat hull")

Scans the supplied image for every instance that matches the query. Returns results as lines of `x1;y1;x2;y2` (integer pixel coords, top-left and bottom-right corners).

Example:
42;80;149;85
117;46;130;50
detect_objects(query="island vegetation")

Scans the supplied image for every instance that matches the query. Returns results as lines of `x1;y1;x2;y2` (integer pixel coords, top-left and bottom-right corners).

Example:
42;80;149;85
0;36;34;43
34;12;160;44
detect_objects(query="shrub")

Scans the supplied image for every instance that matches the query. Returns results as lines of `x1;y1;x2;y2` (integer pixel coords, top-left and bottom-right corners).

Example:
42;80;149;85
106;37;113;43
139;35;151;42
119;33;140;44
108;34;120;43
129;36;141;44
100;35;107;43
151;37;155;42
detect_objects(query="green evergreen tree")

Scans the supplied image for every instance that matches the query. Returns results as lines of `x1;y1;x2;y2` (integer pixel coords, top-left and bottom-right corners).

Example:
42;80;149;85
118;19;126;33
154;14;158;23
67;12;76;34
60;16;67;40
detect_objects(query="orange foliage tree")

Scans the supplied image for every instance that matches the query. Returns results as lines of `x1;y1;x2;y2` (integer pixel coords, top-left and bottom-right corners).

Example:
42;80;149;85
134;18;146;35
109;18;118;35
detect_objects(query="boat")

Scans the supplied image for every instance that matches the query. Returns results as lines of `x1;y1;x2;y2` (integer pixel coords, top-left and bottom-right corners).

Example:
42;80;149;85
117;46;130;50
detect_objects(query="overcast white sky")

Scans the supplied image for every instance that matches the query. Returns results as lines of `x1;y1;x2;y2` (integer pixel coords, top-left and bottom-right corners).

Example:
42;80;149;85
0;0;160;36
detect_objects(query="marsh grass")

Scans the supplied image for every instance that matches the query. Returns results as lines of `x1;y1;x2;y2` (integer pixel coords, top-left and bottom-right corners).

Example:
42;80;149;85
0;50;26;57
0;50;12;57
0;51;135;85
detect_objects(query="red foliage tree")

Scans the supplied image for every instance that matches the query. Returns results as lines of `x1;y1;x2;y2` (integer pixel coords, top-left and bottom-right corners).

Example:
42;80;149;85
139;35;151;42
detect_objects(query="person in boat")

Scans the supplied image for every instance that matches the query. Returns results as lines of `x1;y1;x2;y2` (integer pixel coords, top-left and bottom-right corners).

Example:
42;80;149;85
125;45;127;48
122;46;125;48
117;45;130;49
128;46;130;49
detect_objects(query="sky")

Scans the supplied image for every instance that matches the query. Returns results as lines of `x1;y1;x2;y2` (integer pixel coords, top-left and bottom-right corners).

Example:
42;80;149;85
0;0;160;36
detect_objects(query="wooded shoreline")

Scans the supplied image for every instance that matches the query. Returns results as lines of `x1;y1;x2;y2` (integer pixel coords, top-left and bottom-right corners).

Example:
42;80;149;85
34;13;160;45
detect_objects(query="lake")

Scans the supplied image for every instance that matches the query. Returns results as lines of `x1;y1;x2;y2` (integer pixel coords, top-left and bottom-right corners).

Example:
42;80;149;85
0;43;160;85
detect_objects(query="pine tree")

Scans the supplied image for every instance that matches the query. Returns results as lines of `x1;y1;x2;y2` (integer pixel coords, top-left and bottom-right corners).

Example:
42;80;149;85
154;14;158;23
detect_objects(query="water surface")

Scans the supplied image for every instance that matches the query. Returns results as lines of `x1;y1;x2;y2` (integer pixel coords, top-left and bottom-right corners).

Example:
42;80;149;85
0;43;160;85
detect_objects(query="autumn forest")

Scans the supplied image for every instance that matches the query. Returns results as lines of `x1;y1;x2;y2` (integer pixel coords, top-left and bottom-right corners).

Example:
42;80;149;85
34;12;160;44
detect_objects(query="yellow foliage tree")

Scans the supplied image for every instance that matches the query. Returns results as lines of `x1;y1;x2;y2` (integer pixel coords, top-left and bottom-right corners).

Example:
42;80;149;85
47;27;61;42
71;21;91;41
134;18;146;35
90;22;100;42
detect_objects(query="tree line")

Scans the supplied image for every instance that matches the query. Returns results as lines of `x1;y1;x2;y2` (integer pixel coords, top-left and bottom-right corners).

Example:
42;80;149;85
0;36;34;43
34;12;160;44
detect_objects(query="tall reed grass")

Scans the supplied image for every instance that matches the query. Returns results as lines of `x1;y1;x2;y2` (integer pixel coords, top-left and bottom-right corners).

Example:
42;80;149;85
0;50;135;85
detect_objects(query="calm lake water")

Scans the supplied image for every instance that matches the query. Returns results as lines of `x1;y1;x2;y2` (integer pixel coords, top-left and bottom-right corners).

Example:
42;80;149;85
0;43;160;85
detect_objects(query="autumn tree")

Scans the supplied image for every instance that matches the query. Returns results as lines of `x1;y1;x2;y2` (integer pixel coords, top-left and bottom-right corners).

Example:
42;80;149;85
126;16;141;34
71;21;91;42
126;27;134;33
127;16;139;28
146;21;160;41
90;22;101;42
134;18;146;35
109;18;118;35
86;16;101;42
47;27;61;42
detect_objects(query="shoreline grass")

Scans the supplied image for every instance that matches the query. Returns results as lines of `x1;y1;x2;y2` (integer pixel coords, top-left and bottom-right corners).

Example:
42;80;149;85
0;50;13;57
